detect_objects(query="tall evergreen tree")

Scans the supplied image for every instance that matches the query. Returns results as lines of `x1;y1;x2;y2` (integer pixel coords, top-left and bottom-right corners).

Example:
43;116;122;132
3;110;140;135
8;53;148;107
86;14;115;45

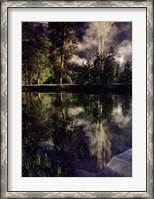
102;47;116;84
115;64;121;83
123;61;132;83
48;22;78;85
81;60;92;84
92;53;104;85
119;61;132;83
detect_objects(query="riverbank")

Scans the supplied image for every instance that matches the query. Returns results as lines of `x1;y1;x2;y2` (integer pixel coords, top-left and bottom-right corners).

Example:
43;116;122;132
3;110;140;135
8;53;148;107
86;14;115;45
22;83;132;94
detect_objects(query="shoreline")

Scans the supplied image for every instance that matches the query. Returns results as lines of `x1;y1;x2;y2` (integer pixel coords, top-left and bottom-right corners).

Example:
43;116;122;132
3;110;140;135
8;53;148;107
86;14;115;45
22;84;132;94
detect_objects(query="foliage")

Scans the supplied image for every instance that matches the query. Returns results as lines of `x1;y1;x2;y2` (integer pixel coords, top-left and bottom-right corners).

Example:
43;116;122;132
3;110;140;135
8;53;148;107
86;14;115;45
22;23;52;85
119;61;132;83
102;47;116;84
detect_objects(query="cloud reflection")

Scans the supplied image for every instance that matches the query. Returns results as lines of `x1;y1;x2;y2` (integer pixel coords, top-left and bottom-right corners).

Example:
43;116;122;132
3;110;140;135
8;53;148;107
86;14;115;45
112;104;131;128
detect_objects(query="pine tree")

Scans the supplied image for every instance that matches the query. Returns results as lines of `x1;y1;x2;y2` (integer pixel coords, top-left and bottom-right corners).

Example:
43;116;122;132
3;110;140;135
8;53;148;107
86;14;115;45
93;53;104;85
115;64;121;83
119;61;132;83
102;47;116;84
123;61;132;83
48;22;78;85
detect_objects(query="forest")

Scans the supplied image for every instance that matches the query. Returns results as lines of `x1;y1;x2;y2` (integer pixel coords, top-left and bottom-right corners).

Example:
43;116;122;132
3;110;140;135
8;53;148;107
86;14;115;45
22;22;132;88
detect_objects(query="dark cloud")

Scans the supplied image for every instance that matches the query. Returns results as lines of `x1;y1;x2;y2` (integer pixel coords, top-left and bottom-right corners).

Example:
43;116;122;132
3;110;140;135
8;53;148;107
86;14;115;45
104;22;132;66
104;22;132;51
75;22;90;42
112;22;132;42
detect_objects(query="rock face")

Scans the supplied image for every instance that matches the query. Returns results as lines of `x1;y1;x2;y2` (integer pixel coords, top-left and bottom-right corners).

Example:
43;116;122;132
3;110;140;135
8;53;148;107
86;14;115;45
75;149;132;177
101;148;132;177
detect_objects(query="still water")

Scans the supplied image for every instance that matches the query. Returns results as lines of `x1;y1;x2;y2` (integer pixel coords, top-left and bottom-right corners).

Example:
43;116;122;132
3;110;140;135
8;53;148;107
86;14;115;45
22;92;132;177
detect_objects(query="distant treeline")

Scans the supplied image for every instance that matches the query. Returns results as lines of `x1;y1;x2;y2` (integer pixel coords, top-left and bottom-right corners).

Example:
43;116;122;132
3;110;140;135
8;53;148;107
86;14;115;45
22;22;132;86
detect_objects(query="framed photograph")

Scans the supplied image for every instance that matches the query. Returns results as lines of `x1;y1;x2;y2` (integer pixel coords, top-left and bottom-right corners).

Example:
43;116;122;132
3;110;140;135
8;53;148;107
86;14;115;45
1;0;153;198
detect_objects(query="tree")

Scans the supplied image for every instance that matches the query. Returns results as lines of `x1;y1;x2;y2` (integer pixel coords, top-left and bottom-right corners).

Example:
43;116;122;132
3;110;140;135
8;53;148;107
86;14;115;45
123;61;132;83
119;61;132;83
102;47;116;84
92;53;104;85
22;23;35;85
32;35;51;84
80;60;92;85
48;22;78;85
22;22;52;85
115;64;121;83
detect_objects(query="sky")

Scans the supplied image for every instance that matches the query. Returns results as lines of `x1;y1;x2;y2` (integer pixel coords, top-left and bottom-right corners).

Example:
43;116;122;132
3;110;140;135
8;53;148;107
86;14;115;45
69;22;132;67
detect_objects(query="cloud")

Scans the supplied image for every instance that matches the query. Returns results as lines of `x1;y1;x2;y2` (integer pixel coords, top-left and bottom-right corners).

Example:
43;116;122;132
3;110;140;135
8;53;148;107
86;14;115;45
68;107;83;116
104;22;132;65
78;22;112;53
69;54;87;65
115;40;132;66
70;22;132;65
115;55;125;66
77;22;98;52
71;22;112;64
104;22;132;48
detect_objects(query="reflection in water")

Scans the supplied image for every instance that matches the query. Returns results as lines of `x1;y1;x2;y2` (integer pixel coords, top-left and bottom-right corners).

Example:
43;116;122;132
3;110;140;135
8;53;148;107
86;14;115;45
76;118;111;170
87;123;111;170
22;92;132;177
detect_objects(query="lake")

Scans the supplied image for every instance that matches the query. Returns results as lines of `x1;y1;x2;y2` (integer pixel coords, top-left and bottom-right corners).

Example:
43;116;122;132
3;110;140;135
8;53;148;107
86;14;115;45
22;92;132;177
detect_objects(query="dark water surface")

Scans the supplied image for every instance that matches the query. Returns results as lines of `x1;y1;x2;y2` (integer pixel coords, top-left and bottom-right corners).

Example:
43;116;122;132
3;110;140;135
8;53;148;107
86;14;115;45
22;92;132;177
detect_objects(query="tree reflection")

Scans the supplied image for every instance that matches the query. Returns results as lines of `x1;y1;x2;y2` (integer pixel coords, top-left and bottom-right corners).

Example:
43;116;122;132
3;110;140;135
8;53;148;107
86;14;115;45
121;95;132;117
83;122;112;170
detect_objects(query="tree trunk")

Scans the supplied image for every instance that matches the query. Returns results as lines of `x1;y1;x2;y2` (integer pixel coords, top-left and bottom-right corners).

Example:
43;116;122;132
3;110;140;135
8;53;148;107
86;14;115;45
24;74;27;86
28;74;31;85
60;54;64;85
37;70;40;85
60;92;65;121
25;65;28;85
59;24;65;85
37;93;41;104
